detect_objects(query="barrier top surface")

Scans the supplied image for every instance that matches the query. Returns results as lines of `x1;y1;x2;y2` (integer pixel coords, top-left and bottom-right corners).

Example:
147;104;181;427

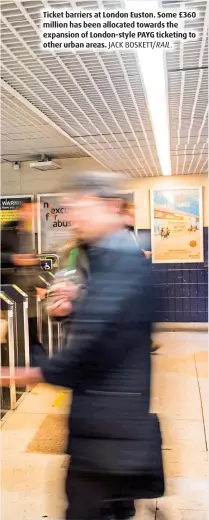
1;285;28;301
0;291;14;308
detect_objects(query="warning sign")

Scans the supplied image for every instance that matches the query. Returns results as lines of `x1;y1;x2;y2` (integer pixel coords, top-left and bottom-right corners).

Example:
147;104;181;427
0;195;33;226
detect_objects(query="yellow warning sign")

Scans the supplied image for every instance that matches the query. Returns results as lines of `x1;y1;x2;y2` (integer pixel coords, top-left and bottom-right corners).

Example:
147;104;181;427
0;196;33;226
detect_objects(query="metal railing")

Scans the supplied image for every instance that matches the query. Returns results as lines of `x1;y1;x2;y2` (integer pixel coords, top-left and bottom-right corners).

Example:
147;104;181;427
0;276;63;418
0;291;16;415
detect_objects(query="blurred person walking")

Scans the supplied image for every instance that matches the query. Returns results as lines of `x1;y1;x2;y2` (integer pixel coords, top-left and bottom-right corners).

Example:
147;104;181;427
0;202;47;367
46;195;159;519
122;200;160;355
1;173;164;520
47;204;158;360
47;198;150;320
46;238;89;317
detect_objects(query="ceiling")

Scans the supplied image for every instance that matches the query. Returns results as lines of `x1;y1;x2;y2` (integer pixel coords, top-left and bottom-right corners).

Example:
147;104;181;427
0;0;208;177
1;85;89;161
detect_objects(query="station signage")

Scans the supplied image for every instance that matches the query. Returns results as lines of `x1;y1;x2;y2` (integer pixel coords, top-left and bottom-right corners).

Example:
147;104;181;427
37;193;73;253
0;195;34;226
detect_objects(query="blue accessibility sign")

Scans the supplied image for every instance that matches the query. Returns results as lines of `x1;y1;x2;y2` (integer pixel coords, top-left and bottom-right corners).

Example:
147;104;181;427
40;259;52;271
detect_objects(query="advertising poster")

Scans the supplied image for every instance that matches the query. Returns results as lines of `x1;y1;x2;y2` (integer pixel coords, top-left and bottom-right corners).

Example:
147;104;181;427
38;193;73;253
150;187;203;263
0;195;34;227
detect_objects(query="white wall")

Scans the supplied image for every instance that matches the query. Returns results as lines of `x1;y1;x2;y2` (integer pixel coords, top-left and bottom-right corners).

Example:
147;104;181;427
1;159;208;228
1;157;108;195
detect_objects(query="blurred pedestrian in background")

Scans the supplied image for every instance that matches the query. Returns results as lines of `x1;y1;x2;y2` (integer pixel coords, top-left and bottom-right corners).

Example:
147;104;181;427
1;173;164;520
0;202;47;367
122;199;160;355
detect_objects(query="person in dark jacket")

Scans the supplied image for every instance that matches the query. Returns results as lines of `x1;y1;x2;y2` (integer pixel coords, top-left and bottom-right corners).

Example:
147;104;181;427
1;203;47;367
1;173;164;520
122;201;160;355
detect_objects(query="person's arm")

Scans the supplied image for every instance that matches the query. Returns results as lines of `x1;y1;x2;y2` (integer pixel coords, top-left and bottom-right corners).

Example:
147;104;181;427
0;366;43;387
1;252;154;389
1;251;40;267
41;251;154;388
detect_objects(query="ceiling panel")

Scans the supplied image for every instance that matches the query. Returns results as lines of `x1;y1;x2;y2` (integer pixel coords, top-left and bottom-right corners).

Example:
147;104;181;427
1;86;89;161
162;0;208;175
0;0;208;176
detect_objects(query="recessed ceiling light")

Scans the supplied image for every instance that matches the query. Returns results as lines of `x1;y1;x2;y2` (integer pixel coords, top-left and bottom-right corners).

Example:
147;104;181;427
125;1;172;176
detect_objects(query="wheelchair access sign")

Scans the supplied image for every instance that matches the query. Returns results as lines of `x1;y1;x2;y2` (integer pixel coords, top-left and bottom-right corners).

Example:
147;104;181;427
39;254;59;271
40;259;52;271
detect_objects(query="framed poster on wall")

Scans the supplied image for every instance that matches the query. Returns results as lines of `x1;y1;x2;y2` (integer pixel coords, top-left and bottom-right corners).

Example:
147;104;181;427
150;187;204;263
37;191;136;253
0;194;35;246
37;193;73;253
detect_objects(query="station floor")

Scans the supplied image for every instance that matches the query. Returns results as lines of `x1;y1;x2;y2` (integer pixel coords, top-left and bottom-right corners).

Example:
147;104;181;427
1;332;208;520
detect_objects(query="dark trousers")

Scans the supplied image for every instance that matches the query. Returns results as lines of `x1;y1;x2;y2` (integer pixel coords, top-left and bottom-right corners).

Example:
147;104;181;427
29;318;47;367
65;468;138;520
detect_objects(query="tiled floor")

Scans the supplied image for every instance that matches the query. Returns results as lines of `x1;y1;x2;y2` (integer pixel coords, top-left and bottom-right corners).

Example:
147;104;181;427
1;332;208;520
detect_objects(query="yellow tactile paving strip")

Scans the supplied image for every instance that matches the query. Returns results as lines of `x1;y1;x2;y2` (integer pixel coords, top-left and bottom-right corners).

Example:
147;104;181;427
52;390;71;408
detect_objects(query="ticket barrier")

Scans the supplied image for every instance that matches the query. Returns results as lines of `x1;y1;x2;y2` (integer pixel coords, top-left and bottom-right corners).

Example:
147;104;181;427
37;274;62;355
0;291;16;416
37;275;53;357
1;284;30;397
40;272;62;352
41;271;55;284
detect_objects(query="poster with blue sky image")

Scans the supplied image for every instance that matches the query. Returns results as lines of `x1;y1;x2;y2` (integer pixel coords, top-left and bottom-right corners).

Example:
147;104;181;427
150;187;203;263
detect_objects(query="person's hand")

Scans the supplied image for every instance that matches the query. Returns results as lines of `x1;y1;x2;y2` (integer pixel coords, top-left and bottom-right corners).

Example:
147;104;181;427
36;288;46;300
47;299;73;317
46;282;79;317
0;367;43;387
49;283;78;303
142;250;152;260
12;254;40;267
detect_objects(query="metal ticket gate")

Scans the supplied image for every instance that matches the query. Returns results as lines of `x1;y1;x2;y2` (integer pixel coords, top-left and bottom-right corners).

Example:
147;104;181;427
37;274;62;356
42;272;62;352
2;285;30;397
0;291;16;416
37;275;53;357
42;271;55;284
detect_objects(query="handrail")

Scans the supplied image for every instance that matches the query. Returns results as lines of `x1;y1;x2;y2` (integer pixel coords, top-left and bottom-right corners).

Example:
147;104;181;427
0;291;16;411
